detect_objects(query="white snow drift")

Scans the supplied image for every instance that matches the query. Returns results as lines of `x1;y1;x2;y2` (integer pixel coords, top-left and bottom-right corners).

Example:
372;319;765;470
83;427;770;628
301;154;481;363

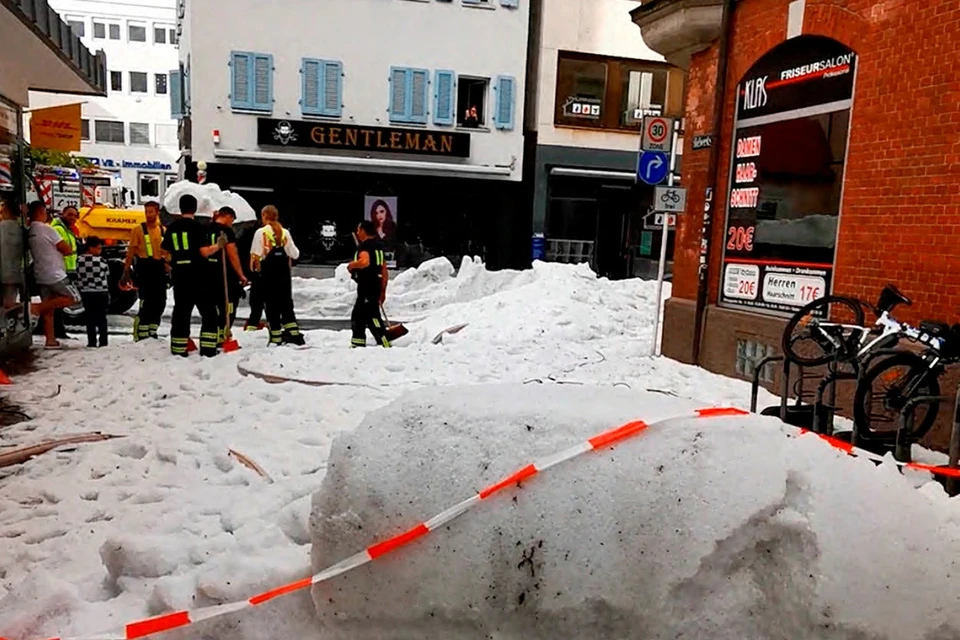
162;181;257;222
311;384;960;640
0;258;956;640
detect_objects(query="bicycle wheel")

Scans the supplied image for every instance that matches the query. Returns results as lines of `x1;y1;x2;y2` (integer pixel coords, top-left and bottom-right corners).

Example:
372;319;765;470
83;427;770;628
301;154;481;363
853;352;940;443
781;296;865;367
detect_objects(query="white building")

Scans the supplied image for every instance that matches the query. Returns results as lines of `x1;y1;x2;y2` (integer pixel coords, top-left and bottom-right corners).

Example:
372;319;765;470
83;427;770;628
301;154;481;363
176;0;530;268
27;0;180;206
526;0;684;278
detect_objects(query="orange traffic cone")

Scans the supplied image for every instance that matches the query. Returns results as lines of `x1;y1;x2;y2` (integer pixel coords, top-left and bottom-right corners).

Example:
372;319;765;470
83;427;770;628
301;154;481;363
0;369;12;385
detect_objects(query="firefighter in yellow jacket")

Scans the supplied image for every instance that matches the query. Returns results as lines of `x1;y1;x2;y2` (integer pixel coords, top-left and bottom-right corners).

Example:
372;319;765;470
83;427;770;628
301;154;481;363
122;200;168;340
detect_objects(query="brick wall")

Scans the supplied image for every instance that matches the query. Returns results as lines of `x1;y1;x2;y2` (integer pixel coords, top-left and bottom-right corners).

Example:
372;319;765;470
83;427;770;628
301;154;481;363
674;0;960;327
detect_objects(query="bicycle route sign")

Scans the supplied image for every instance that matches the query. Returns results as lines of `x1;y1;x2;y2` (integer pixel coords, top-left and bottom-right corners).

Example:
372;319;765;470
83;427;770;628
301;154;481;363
642;116;672;153
654;186;687;213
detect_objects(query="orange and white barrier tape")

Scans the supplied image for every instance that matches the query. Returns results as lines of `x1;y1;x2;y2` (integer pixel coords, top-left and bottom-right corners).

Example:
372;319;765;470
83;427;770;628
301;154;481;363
6;406;748;640
798;428;960;479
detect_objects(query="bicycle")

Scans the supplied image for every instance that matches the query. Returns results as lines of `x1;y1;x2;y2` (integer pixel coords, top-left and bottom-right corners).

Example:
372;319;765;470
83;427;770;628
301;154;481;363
781;284;926;367
852;322;960;444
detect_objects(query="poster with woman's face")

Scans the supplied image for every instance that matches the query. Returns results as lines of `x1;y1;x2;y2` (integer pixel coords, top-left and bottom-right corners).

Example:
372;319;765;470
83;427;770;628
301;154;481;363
364;196;398;244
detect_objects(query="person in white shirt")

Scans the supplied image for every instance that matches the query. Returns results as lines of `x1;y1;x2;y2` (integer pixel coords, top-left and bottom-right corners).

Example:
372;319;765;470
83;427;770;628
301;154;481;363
27;201;80;349
249;205;304;346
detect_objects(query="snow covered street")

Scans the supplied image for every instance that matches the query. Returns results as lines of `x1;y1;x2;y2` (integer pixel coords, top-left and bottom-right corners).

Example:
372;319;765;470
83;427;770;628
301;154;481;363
1;259;959;640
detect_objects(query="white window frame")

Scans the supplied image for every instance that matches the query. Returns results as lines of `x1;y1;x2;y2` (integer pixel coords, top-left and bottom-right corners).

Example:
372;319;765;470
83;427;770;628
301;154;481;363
129;122;151;146
129;71;149;94
456;75;490;129
65;16;86;38
92;20;106;39
138;172;162;203
108;22;121;40
127;20;148;43
94;120;125;144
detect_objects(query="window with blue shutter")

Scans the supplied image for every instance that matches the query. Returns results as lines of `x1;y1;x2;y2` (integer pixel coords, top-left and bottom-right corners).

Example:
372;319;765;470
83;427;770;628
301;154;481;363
494;75;516;130
169;70;183;119
302;59;343;117
433;70;455;125
389;67;430;124
230;51;273;113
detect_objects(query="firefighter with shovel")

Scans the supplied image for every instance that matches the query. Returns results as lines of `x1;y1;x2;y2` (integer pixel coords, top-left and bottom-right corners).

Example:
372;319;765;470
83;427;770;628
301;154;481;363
347;220;405;347
208;207;247;351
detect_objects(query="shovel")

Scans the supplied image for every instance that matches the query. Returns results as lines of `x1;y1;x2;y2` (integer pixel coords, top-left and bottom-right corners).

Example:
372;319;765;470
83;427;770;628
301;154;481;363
221;233;240;353
381;306;408;342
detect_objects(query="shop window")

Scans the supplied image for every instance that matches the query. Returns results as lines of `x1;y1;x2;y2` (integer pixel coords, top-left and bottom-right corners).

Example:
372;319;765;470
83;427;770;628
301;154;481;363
130;72;148;93
93;21;105;39
719;35;856;316
456;77;487;128
67;19;85;37
129;123;150;145
165;174;178;190
80;119;90;141
109;23;121;40
95;120;125;144
110;71;122;92
139;173;160;202
155;73;168;95
154;26;167;44
554;52;672;132
128;23;146;42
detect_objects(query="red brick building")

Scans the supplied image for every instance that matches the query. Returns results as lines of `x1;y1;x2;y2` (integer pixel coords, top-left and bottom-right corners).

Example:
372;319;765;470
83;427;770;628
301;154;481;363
632;0;960;386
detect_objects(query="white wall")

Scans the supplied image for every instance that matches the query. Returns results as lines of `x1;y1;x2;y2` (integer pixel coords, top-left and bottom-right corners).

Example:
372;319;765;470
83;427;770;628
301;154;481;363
184;0;529;181
535;0;665;152
27;0;179;203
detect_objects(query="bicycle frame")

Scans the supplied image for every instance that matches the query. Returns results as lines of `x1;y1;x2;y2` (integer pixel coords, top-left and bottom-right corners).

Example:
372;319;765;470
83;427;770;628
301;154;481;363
810;309;945;363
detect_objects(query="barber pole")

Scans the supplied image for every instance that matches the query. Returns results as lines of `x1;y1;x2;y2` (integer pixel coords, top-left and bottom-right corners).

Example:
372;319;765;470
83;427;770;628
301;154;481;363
0;161;12;190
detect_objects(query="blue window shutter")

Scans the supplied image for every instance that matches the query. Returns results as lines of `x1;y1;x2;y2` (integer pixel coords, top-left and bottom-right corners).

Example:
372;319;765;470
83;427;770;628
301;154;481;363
184;62;191;114
433;70;455;126
252;53;273;112
321;61;343;117
301;59;322;115
409;69;429;124
500;0;519;7
229;51;252;110
169;70;183;119
389;67;410;123
494;75;516;130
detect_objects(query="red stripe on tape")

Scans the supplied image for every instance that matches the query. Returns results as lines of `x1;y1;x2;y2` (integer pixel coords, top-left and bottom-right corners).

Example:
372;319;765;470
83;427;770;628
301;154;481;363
367;523;430;559
479;464;538;500
905;462;960;478
248;576;313;606
696;407;749;418
800;429;854;455
126;611;190;639
588;420;648;449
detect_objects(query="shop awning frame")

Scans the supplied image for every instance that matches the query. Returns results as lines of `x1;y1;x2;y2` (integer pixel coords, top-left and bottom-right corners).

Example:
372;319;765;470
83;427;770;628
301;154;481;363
214;149;514;179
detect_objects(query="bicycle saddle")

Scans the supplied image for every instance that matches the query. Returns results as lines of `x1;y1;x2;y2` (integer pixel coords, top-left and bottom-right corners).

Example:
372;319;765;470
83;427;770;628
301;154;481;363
876;284;912;313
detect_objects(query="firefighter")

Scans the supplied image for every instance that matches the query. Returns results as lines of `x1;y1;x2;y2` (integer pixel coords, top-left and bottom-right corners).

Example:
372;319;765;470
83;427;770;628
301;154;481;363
160;194;223;357
122;200;167;340
346;220;390;348
207;207;248;346
249;205;304;346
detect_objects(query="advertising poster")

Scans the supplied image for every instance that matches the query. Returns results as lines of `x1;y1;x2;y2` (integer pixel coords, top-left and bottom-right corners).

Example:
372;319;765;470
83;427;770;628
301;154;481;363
364;195;398;246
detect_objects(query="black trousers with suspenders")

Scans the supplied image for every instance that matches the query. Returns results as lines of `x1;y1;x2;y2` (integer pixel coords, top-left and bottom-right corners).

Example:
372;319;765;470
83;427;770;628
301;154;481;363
351;247;390;348
133;224;166;341
261;252;302;345
167;230;219;357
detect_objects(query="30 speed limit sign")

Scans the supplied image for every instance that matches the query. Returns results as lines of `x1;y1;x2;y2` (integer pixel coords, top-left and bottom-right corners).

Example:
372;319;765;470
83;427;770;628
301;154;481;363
642;116;672;153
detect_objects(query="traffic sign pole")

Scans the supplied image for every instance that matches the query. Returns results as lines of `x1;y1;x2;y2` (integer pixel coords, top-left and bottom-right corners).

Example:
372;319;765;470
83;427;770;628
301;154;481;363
652;122;680;357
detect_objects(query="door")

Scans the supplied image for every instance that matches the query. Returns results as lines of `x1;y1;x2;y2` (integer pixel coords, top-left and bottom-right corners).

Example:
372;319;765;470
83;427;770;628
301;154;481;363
594;184;633;280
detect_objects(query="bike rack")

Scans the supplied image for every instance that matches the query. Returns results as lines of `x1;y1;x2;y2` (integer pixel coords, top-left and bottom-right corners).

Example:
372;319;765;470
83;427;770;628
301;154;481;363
896;384;960;495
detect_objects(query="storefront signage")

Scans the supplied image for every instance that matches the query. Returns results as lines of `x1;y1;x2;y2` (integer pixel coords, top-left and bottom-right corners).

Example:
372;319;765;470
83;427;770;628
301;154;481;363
719;35;854;316
82;176;112;187
692;135;713;150
257;119;470;158
83;157;173;171
29;104;82;153
562;97;601;119
738;36;856;120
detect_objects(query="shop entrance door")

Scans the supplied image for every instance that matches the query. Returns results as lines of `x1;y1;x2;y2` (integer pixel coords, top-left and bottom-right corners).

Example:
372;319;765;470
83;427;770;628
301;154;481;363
594;184;632;280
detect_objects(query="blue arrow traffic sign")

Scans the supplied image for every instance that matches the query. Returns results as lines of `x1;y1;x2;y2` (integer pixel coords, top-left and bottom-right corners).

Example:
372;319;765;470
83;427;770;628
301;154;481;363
637;150;669;186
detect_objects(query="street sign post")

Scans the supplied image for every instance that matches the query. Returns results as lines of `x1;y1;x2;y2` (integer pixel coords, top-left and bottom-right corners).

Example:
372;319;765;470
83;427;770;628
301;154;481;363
654;186;687;213
642;116;672;153
637;150;669;186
